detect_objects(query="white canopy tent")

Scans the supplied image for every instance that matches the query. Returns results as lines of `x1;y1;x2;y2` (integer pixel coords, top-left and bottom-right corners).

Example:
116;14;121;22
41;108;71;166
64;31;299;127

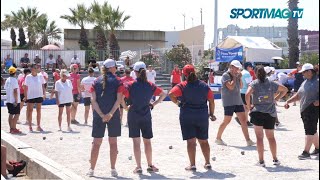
217;36;283;63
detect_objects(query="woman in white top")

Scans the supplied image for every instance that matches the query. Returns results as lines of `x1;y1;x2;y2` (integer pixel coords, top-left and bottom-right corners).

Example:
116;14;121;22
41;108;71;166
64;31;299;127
55;69;74;131
24;64;46;132
80;68;96;125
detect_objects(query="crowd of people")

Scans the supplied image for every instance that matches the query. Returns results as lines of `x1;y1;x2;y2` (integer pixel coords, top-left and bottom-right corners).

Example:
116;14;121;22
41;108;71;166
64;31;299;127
1;58;319;177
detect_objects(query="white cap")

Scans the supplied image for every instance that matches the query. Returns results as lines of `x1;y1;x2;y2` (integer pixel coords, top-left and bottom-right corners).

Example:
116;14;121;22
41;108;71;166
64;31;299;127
299;63;314;73
270;67;276;72
35;54;39;56
264;66;272;74
296;61;300;65
230;60;242;69
103;59;116;68
118;64;124;69
133;61;146;71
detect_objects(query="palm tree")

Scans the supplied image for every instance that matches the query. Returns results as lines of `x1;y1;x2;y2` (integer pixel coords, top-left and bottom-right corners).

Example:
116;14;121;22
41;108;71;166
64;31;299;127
1;15;18;47
108;6;130;60
89;1;110;51
287;0;300;68
35;15;62;47
60;4;90;50
18;7;41;47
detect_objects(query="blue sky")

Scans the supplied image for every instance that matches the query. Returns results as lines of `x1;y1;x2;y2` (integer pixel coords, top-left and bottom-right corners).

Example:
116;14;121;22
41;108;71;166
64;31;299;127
1;0;319;48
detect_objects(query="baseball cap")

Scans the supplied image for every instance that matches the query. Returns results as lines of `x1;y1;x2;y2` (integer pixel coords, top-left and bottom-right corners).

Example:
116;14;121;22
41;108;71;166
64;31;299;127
264;66;272;74
299;63;314;73
230;60;242;69
133;61;146;71
244;62;253;69
60;69;70;77
103;59;116;68
8;66;17;74
35;54;39;57
296;61;300;65
182;64;195;77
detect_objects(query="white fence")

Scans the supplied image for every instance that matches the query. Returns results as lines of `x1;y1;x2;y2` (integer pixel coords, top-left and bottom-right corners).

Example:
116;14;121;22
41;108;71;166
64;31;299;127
1;50;86;68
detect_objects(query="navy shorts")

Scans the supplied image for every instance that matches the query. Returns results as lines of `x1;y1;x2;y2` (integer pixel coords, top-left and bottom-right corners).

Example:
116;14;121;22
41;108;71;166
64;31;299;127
7;103;20;115
92;110;121;138
250;112;276;129
58;103;71;108
224;105;245;116
127;110;153;139
73;94;80;103
180;117;209;140
83;97;91;106
26;97;43;104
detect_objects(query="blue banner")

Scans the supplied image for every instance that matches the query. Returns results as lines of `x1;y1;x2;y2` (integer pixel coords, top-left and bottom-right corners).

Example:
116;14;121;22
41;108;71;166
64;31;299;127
215;46;243;62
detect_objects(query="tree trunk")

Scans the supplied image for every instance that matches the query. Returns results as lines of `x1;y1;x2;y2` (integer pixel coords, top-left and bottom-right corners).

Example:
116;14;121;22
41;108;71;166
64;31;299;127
10;28;17;47
95;29;107;50
79;27;89;50
287;0;300;68
109;33;120;60
18;28;27;47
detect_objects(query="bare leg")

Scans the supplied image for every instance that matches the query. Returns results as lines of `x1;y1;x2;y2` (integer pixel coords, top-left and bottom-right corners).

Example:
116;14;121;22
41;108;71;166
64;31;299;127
304;135;314;153
8;114;13;129
20;101;24;111
132;138;142;168
12;114;20;129
71;102;79;120
198;139;210;165
236;112;251;141
312;133;319;149
109;137;118;169
187;138;197;166
216;116;232;140
58;107;63;129
254;126;264;162
89;138;102;170
84;106;90;124
36;103;42;128
66;106;71;128
27;103;34;129
143;138;153;166
265;129;277;160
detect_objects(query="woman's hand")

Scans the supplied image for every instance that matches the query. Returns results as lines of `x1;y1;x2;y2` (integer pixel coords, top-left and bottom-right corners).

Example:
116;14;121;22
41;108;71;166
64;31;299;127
313;100;319;106
209;114;217;121
102;113;113;123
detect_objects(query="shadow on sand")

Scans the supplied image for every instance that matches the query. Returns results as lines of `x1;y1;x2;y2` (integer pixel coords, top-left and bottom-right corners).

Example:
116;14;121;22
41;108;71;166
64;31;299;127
190;169;236;179
265;165;313;173
228;145;256;151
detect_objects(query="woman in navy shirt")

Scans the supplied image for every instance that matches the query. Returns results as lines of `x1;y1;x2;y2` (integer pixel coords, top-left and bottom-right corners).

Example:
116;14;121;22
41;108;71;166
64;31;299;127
122;61;166;174
169;64;216;171
87;59;123;177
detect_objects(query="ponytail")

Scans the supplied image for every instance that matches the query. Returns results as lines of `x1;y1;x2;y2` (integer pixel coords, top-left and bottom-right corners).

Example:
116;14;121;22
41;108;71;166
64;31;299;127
138;68;148;82
255;65;266;83
101;66;110;97
187;72;197;83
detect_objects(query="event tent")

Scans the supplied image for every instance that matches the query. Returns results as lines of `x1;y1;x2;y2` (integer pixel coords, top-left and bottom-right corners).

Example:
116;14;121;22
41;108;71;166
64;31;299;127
217;36;282;63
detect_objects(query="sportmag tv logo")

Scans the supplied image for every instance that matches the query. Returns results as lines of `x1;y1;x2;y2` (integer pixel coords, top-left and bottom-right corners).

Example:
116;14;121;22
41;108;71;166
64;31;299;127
230;8;303;19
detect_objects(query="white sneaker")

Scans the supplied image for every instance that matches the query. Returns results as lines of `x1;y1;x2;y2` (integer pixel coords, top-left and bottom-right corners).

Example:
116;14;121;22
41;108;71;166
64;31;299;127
273;159;281;166
215;139;227;146
68;127;73;132
111;169;118;177
256;160;266;167
86;169;94;177
247;140;255;146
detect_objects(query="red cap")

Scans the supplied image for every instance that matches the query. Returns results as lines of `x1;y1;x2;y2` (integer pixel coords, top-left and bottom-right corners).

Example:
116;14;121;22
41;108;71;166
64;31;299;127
71;64;78;68
183;64;195;77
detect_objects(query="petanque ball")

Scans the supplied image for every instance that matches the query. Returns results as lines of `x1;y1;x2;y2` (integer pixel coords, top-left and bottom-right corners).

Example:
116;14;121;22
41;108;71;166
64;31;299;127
241;151;245;155
169;146;173;149
212;157;216;161
60;137;63;140
128;156;132;160
43;137;46;140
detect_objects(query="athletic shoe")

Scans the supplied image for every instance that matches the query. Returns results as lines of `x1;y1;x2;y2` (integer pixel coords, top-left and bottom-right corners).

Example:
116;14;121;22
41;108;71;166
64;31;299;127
36;127;44;132
204;164;212;170
10;128;22;134
8;160;27;177
310;148;319;156
86;169;94;177
215;139;227;146
246;140;255;146
273;159;281;165
298;151;311;160
67;127;73;132
247;121;253;127
256;160;266;167
71;119;80;124
185;165;197;171
147;165;159;173
29;126;33;132
111;169;118;177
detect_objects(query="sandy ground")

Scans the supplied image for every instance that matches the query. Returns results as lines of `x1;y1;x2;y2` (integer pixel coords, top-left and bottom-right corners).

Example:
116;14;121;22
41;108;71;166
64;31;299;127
1;100;319;179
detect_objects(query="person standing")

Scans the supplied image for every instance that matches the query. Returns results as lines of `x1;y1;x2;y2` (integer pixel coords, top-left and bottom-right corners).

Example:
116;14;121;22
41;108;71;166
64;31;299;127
285;63;319;159
4;67;22;134
80;68;96;125
120;69;134;125
50;69;61;99
87;59;123;177
122;61;166;174
18;68;31;124
55;69;74;131
292;64;304;106
245;65;288;167
171;64;182;87
208;69;215;85
236;62;254;127
69;64;81;124
146;65;156;84
169;64;216;171
24;64;46;132
215;60;255;146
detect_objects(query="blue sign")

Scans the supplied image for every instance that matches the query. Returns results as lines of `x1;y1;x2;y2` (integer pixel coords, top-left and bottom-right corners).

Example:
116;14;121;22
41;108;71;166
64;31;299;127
215;46;243;62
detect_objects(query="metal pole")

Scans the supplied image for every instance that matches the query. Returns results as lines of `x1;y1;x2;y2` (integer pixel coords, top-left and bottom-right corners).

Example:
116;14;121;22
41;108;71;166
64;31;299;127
200;8;202;25
182;14;186;30
213;0;218;47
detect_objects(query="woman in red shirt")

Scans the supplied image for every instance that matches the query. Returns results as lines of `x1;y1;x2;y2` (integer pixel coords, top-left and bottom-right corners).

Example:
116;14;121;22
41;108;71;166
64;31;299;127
69;64;81;124
171;64;182;87
18;68;31;118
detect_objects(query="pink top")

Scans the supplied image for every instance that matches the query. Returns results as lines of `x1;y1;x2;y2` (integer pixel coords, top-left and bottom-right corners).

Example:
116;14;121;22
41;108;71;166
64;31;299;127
69;73;80;94
18;76;26;94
